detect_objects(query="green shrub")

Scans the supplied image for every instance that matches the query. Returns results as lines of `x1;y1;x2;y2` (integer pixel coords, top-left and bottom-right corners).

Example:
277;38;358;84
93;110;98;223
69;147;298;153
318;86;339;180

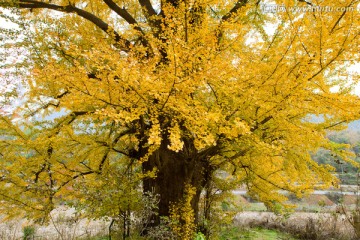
22;225;35;240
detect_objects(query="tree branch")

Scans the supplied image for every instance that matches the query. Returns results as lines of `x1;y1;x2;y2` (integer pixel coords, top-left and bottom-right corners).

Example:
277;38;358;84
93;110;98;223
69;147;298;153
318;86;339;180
58;171;95;190
14;0;131;51
98;149;110;172
103;0;153;55
222;0;249;21
162;0;181;8
324;120;347;130
138;0;157;17
103;0;137;25
251;116;273;132
216;0;249;47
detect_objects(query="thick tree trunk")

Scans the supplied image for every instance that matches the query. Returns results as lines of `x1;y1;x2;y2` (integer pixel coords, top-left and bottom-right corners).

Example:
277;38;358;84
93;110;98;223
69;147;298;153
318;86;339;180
142;143;207;229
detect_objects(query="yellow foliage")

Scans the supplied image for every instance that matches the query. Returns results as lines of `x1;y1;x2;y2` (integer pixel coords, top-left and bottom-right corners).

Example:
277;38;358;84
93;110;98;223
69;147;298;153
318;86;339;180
0;0;359;228
170;184;196;240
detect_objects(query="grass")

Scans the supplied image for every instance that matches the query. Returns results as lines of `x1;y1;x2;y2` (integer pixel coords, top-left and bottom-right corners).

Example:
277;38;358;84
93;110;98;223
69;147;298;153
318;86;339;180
83;236;110;240
1;191;357;239
82;227;298;240
220;227;297;240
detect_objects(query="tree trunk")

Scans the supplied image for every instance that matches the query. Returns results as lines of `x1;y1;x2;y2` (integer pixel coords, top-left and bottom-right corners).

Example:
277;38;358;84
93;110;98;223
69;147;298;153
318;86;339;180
142;142;208;229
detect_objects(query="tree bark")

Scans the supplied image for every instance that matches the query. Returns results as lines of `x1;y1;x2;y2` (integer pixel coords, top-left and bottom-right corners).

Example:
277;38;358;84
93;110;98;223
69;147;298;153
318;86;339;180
142;141;209;229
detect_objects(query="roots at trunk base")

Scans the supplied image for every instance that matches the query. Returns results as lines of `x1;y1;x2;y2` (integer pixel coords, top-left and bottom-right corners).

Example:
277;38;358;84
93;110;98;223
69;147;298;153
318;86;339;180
141;144;213;235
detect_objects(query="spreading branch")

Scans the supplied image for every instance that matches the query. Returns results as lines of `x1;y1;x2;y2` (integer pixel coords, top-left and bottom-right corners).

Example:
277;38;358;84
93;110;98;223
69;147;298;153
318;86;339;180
216;0;249;46
222;0;249;21
138;0;157;17
12;0;132;51
102;0;152;54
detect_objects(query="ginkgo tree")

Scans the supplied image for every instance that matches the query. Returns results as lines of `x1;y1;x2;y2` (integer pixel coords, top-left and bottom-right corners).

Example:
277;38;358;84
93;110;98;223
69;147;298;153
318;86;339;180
0;0;360;236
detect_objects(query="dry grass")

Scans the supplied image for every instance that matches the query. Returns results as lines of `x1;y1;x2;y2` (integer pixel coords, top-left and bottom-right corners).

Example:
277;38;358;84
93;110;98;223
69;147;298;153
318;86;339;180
0;199;358;239
0;207;109;240
234;211;356;240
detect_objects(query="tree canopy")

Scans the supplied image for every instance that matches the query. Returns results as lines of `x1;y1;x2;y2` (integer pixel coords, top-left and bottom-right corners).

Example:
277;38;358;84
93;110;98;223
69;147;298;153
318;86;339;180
0;0;360;237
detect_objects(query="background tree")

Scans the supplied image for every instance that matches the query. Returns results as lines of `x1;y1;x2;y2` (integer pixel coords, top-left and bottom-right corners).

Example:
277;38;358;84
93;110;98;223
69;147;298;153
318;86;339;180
1;0;360;236
313;128;360;184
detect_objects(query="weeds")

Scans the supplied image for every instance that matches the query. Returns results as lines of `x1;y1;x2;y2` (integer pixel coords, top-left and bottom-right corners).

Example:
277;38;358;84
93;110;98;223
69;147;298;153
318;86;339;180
234;210;356;240
22;225;35;240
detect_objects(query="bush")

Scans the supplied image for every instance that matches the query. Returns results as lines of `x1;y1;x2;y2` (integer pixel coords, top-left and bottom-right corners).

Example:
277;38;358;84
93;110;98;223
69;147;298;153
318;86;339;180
326;192;344;204
22;225;35;240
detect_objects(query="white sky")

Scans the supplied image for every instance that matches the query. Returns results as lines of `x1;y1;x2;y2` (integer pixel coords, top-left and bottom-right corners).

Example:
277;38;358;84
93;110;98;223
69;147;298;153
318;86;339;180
348;63;360;95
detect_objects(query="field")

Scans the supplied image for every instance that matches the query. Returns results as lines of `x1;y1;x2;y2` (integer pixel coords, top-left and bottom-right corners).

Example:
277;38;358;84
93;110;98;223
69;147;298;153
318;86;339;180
0;190;358;239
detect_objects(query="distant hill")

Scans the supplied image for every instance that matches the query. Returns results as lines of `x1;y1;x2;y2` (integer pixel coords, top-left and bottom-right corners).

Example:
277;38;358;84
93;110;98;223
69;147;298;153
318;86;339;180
307;115;360;132
347;120;360;132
